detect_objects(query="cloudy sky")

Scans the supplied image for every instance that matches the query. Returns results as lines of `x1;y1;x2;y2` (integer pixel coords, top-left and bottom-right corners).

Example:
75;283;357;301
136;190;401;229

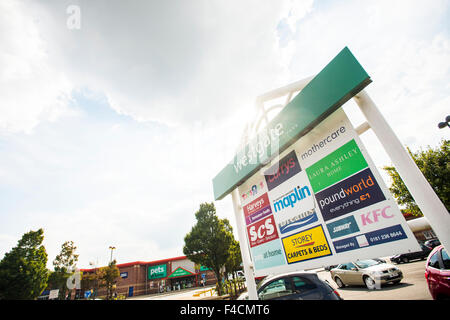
1;0;449;269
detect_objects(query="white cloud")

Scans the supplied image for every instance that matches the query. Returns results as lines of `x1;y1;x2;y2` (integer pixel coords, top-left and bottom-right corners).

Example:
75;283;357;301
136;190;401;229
0;0;449;270
0;0;73;133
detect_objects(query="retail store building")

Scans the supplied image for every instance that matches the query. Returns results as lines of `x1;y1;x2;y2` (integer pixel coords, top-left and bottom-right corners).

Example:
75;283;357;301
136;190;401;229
80;255;217;298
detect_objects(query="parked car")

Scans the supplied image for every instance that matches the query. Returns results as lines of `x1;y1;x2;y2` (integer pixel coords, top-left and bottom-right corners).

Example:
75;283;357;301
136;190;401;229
330;259;403;290
424;239;441;249
425;245;450;300
237;271;342;300
390;244;432;264
325;258;385;272
324;265;338;271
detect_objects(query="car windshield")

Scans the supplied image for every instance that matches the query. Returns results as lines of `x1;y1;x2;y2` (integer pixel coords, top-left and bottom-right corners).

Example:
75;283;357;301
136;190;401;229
355;260;380;269
256;276;269;290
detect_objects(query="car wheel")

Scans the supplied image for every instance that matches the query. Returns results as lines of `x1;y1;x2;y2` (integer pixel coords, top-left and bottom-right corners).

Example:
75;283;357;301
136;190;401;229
401;257;409;263
334;277;345;288
364;276;376;290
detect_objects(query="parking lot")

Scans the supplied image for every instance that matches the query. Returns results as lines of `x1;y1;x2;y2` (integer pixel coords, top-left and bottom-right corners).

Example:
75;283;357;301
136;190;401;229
317;259;432;300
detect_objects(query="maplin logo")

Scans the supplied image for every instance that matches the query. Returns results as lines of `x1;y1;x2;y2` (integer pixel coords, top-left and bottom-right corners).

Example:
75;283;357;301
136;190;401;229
273;185;311;213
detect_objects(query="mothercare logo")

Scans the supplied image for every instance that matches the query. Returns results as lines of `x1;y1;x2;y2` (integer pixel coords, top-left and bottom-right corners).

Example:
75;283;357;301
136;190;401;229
315;167;386;222
264;150;301;191
273;185;312;213
306;139;368;193
300;126;346;160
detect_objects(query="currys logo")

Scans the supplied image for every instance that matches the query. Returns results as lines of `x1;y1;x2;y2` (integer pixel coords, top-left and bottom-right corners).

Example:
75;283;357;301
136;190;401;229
273;185;312;213
264;150;302;191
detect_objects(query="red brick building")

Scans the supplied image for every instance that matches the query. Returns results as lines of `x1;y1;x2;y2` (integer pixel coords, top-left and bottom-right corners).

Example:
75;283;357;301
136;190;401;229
80;255;217;298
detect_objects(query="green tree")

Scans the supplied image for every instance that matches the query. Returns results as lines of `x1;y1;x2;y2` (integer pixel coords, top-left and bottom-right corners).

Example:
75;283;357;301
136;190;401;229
224;239;243;297
0;229;49;299
51;241;79;299
98;260;120;300
183;202;234;296
383;139;449;216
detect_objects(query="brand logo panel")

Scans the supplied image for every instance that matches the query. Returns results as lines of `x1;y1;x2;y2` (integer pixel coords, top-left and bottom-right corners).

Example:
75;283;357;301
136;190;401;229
251;240;286;270
278;209;318;234
315;167;386;222
326;215;360;239
245;206;273;225
264;150;302;191
247;215;279;248
272;185;312;213
148;264;167;279
282;225;332;264
241;181;266;202
306;139;368;193
333;224;408;253
243;193;270;218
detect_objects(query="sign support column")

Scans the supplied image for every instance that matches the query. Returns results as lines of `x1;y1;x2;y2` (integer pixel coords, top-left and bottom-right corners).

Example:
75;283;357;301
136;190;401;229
354;90;450;252
231;189;258;300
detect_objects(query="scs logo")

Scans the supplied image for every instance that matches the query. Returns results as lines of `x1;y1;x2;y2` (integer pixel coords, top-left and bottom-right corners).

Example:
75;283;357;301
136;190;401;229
247;215;279;248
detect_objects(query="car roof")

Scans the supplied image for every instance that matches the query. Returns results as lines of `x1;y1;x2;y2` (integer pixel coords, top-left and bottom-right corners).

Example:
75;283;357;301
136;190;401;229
427;244;445;259
259;270;318;287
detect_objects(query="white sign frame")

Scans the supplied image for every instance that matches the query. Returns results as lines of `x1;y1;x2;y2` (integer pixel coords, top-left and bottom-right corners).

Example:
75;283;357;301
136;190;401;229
231;80;450;300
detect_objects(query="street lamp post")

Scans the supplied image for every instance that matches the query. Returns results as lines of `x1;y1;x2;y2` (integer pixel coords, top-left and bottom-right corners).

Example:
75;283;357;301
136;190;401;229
109;246;116;263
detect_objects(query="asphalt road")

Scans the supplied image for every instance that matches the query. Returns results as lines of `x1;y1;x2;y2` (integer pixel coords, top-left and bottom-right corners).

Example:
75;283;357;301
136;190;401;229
131;259;432;300
129;285;218;300
317;259;433;300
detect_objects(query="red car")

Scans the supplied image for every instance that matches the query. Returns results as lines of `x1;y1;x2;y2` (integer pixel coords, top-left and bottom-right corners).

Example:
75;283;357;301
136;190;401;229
425;245;450;300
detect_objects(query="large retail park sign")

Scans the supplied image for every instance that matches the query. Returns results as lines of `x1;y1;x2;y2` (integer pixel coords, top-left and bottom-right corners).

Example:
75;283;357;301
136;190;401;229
237;108;419;276
213;47;421;277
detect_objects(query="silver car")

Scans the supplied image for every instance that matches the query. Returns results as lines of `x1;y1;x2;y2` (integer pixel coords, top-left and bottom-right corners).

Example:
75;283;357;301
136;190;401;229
330;259;403;290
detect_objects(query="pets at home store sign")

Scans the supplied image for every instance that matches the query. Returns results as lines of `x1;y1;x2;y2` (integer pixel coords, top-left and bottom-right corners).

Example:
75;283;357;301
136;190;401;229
238;109;420;276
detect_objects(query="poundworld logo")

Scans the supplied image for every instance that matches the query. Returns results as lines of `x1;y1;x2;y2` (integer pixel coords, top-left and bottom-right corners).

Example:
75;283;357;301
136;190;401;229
273;185;312;213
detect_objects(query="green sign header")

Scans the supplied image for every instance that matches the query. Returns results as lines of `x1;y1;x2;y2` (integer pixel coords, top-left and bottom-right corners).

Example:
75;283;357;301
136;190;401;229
168;267;194;278
212;47;371;200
